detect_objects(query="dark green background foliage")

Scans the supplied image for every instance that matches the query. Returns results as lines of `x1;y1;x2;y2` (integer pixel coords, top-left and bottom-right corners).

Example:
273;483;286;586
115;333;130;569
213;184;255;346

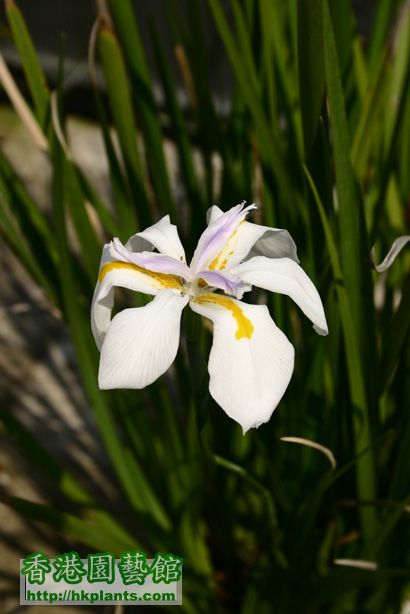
0;0;409;611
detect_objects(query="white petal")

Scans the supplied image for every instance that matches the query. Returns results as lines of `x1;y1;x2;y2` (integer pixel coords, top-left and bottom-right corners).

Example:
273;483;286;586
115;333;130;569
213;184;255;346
206;205;224;224
190;295;294;433
124;233;152;254
204;205;299;270
110;238;192;279
232;256;328;335
91;265;158;350
247;225;299;262
196;269;251;298
99;290;188;389
371;235;410;272
190;202;256;274
125;215;186;262
91;245;184;350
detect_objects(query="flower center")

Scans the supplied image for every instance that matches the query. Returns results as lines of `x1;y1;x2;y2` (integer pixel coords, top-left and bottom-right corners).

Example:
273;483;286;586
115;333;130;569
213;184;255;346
183;276;209;298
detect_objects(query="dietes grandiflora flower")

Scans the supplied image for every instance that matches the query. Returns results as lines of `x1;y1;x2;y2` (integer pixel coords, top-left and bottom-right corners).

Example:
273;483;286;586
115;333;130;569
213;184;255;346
91;203;328;433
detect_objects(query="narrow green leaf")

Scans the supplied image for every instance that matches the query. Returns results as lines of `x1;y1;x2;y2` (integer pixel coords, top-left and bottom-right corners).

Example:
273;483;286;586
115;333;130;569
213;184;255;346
367;0;400;75
351;51;389;177
51;135;171;533
0;406;92;505
365;496;410;559
323;0;365;322
328;0;354;76
297;0;325;157
322;0;378;408
230;1;260;98
260;1;295;121
389;341;410;501
3;496;138;554
0;150;55;253
64;159;101;282
0;406;139;549
107;0;175;218
92;91;136;236
383;6;410;159
381;274;410;388
258;0;279;130
150;23;204;235
207;0;293;205
0;169;60;304
304;164;377;545
398;93;410;197
352;36;368;105
76;168;120;237
5;0;49;127
97;24;151;228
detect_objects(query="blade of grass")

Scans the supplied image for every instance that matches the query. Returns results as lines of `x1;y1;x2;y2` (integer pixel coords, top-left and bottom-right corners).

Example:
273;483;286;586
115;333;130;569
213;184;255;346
352;36;368;105
51;131;171;533
0;150;60;295
230;1;260;98
297;0;325;158
304;164;377;545
172;0;222;206
380;274;410;388
107;0;175;219
328;0;354;76
389;336;410;502
5;0;49;128
0;171;60;305
0;150;55;253
365;496;410;559
207;0;293;206
92;90;137;237
64;158;101;282
0;405;140;549
75;168;120;237
367;0;400;76
0;405;93;505
258;0;279;132
88;16;137;236
383;4;410;160
150;23;204;236
322;0;375;352
3;496;139;554
0;52;48;150
322;0;380;432
97;22;151;229
351;51;389;177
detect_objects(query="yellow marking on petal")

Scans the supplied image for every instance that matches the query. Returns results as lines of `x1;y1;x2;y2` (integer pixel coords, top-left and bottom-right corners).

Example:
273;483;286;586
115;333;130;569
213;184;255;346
209;257;228;270
208;221;244;270
198;278;208;288
208;255;221;270
194;293;254;339
98;261;183;290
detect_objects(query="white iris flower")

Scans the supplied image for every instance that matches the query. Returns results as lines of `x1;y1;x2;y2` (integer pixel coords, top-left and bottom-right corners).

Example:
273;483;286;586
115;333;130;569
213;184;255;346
91;203;328;433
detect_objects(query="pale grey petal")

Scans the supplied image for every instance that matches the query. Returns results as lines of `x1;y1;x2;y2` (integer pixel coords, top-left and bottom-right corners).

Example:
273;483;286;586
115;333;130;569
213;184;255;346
371;235;410;272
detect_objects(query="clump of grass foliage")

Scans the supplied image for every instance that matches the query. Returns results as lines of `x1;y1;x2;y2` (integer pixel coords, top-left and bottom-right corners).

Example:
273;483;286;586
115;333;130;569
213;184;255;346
0;0;409;611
